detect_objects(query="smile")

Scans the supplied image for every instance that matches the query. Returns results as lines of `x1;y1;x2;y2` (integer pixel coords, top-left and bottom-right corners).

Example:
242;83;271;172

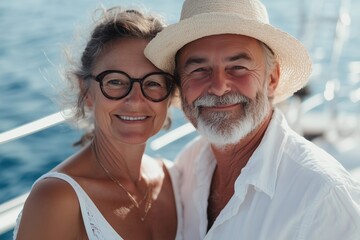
201;103;239;110
117;116;147;121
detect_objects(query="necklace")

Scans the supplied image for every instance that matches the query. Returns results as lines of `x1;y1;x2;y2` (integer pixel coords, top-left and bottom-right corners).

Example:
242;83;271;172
92;144;153;221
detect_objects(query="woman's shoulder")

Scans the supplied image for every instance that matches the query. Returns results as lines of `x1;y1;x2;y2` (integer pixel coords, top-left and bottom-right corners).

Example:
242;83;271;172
26;174;80;216
15;174;83;239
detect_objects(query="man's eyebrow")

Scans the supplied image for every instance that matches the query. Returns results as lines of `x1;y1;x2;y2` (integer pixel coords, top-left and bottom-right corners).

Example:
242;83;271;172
183;56;207;69
225;53;252;62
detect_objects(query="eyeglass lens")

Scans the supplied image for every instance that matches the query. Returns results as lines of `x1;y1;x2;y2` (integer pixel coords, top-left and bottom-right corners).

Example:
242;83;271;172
99;72;173;101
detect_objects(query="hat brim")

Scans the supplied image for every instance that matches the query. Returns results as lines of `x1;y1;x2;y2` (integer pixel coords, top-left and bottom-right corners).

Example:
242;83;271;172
145;12;312;104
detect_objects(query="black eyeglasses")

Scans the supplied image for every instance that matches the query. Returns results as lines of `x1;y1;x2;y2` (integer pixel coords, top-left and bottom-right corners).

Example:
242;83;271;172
90;70;175;102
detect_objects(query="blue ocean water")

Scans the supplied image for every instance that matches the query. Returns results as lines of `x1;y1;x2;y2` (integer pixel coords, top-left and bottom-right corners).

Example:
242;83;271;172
0;0;359;238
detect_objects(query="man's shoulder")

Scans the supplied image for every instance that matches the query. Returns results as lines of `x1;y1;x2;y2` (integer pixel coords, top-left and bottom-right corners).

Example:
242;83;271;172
281;132;358;189
264;112;356;189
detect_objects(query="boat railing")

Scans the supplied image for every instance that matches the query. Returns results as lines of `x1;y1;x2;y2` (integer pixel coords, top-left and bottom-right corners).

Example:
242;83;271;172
2;86;360;236
0;89;342;236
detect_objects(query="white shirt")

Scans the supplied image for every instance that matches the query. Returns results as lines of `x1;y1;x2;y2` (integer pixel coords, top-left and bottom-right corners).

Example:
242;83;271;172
173;109;360;240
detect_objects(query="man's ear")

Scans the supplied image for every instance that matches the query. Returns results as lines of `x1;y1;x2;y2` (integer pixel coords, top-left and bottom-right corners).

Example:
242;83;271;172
268;63;280;98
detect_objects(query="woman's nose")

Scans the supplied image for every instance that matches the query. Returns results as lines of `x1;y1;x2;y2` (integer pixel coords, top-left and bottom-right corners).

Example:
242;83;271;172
123;82;146;103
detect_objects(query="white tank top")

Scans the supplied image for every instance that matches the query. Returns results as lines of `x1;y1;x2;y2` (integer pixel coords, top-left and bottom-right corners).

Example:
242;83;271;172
13;161;182;239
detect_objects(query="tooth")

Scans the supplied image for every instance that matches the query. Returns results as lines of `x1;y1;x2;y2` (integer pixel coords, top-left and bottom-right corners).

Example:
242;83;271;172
120;116;146;121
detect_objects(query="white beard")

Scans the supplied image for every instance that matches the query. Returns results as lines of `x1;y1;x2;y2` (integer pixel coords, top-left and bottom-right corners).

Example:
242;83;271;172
182;86;270;148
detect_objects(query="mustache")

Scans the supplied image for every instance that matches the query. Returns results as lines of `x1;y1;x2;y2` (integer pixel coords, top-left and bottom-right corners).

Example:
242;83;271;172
193;93;250;108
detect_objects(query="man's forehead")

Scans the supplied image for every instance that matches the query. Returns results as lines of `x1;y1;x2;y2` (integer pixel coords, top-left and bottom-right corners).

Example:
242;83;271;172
177;34;261;64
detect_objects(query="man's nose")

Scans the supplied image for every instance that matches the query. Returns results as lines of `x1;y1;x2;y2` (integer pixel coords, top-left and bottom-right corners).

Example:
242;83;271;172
207;69;231;96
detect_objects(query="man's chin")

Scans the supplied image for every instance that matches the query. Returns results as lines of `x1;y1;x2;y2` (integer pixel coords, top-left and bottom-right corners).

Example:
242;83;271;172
197;120;252;145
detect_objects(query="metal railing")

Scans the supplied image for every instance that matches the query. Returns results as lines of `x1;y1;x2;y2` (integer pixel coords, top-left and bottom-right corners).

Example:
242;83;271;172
1;88;360;236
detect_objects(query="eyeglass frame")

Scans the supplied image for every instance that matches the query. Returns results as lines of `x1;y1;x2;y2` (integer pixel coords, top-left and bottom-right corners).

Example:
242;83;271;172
89;70;175;102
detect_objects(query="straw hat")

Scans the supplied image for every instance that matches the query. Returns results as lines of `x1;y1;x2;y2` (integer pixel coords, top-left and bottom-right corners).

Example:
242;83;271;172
145;0;312;104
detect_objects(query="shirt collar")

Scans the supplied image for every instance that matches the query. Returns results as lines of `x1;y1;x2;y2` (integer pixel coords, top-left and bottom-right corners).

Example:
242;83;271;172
234;109;288;199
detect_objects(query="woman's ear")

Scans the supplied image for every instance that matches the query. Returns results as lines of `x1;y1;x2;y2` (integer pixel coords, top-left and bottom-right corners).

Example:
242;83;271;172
85;93;93;108
268;62;280;98
79;79;93;108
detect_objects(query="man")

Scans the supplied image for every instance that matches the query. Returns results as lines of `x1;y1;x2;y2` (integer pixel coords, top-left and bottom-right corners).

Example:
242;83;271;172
145;0;360;239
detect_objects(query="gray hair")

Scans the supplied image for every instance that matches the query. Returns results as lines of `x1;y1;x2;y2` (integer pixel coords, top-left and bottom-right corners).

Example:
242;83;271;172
259;42;277;103
259;42;277;77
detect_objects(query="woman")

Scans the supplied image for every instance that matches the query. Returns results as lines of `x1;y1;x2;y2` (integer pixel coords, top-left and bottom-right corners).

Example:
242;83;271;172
14;7;181;240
